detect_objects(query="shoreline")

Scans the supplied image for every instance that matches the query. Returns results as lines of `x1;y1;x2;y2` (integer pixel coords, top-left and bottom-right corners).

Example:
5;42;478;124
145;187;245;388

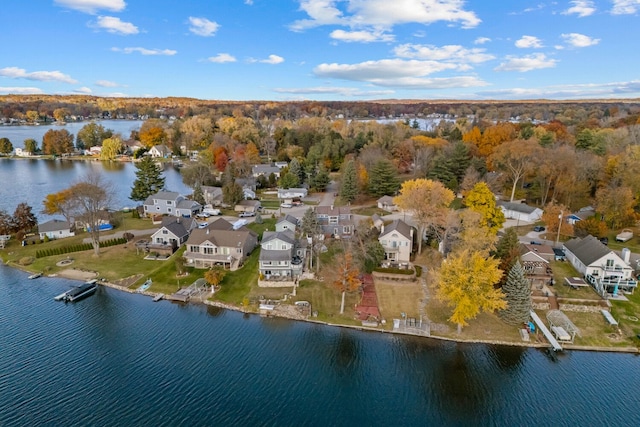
7;261;637;355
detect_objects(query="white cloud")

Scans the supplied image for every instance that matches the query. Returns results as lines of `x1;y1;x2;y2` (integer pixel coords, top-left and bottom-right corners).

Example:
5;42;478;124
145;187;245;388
111;47;177;55
0;86;44;95
188;17;219;37
494;53;557;72
54;0;126;14
207;53;237;63
393;44;494;64
611;0;640;15
74;86;93;94
290;0;480;33
245;0;254;4
561;33;600;47
515;35;543;48
273;86;395;97
477;80;640;99
95;80;120;87
0;67;78;83
249;54;285;64
95;16;138;35
474;37;491;45
330;29;394;43
562;1;596;17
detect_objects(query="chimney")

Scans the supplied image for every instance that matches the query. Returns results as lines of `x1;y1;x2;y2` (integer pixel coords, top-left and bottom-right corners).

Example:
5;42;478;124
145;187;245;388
330;205;334;210
622;247;631;264
206;228;209;235
381;224;384;234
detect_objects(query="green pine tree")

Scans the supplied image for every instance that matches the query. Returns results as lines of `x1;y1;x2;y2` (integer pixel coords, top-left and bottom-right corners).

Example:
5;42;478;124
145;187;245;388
130;156;165;202
368;159;399;198
339;160;358;203
313;166;330;192
499;261;532;325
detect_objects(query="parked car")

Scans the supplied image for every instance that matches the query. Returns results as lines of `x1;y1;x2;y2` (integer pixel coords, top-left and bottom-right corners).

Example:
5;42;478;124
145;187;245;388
280;203;293;208
196;212;210;219
599;237;609;245
616;229;633;242
239;211;255;218
533;226;545;232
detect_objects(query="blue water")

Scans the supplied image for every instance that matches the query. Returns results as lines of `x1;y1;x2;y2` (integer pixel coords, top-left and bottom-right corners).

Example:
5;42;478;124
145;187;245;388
1;264;639;426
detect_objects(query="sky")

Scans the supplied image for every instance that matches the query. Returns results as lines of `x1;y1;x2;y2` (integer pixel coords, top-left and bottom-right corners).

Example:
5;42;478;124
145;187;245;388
0;0;639;101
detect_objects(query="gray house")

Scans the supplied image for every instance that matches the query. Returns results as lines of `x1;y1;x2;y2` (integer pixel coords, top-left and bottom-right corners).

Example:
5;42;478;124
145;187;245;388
316;205;353;239
259;230;304;281
276;214;298;233
149;217;196;251
143;191;202;218
38;219;75;240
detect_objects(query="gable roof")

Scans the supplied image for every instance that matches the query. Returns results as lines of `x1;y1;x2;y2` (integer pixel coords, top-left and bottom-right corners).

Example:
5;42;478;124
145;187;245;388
144;191;180;203
521;243;554;258
161;216;196;230
498;201;540;214
38;219;71;233
262;230;296;245
187;226;256;248
177;199;201;210
252;164;280;175
158;220;190;240
380;219;412;239
377;195;396;205
519;244;550;263
316;205;351;216
277;214;298;226
564;235;613;266
237;199;261;207
208;218;234;231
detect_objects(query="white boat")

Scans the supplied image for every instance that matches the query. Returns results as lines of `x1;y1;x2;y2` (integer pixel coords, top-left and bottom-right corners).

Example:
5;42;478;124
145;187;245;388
137;278;152;293
28;273;42;280
57;279;98;302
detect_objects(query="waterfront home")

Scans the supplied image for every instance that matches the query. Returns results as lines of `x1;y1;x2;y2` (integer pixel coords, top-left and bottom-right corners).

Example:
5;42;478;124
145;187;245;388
378;219;413;265
184;219;257;270
148;144;171;158
143;191;202;218
122;139;144;155
498;201;543;223
251;164;281;179
563;235;637;296
377;195;398;212
258;230;304;282
276;214;298;233
234;200;261;213
315;205;353;239
519;243;553;288
201;186;223;206
38;219;74;240
14;147;33;157
149;217;196;251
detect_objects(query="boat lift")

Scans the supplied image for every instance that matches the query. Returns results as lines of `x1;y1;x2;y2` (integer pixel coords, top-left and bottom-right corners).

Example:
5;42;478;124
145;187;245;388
530;311;563;352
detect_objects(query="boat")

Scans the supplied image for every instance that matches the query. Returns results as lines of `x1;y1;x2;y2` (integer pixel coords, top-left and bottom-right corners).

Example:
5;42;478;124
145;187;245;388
137;278;152;293
28;273;42;280
59;279;98;302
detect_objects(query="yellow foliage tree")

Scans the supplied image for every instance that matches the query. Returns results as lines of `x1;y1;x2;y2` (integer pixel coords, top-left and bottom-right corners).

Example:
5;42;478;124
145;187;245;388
42;189;76;227
139;126;167;149
541;202;573;243
100;137;122;161
205;266;227;292
357;163;369;192
332;251;361;314
436;249;505;333
463;182;505;234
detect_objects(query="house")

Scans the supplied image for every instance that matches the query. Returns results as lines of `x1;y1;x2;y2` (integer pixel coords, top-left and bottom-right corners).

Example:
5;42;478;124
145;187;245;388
252;164;281;179
149;217;196;252
184;218;258;270
278;188;308;201
143;191;202;218
148;144;170;158
315;205;353;239
259;230;304;281
85;146;102;156
563;235;637;296
498;201;543;223
201;186;223;206
14;148;33;157
378;219;413;265
123;139;144;155
276;214;298;232
38;219;74;240
377;195;398;212
519;243;553;287
243;188;256;200
234;200;261;213
274;161;289;169
566;206;595;225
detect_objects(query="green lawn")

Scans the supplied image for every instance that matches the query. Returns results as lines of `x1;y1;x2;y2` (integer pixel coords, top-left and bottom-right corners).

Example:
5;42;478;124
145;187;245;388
213;249;259;304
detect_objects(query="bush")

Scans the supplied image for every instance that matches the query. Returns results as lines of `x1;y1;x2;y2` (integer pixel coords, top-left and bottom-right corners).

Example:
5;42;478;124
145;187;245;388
18;256;35;266
373;266;415;275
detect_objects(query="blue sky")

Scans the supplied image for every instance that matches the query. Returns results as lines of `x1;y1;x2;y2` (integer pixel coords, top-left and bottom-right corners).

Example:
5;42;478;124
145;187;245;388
1;0;639;101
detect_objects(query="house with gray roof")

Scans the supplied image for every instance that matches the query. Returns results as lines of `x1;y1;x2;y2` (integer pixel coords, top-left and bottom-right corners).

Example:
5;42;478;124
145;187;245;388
377;195;398;212
378;219;413;264
38;219;75;240
148;144;170;158
202;186;223;206
258;230;304;282
498;201;543;223
143;191;202;218
276;214;298;233
149;217;194;252
184;218;257;270
563;235;637;296
315;205;353;239
234;199;261;213
252;164;281;179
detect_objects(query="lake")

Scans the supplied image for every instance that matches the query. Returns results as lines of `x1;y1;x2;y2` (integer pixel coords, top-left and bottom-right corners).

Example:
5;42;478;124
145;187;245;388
0;265;639;426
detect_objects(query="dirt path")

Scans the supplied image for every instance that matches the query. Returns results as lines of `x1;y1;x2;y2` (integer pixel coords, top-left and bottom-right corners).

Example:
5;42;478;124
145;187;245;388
56;268;98;281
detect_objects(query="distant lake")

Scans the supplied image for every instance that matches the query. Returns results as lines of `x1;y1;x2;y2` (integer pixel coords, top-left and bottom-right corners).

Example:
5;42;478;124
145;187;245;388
0;120;144;149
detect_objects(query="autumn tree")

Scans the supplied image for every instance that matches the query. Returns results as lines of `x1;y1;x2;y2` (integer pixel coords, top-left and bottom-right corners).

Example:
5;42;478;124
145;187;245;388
595;186;636;229
332;250;361;314
368;159;399;198
0;209;11;235
76;122;112;149
139;125;167;149
339;159;357;203
541;202;573;242
0;137;13;155
43;189;77;226
53;108;69;122
435;249;505;334
100;137;122;161
130;156;165;202
42;129;74;155
11;203;37;234
448;210;498;256
573;217;607;238
498;261;532;325
464;182;505;234
393;179;454;254
489;139;541;202
205;266;227;292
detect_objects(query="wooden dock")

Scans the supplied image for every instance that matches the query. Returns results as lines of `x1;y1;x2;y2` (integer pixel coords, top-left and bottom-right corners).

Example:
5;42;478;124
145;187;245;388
153;293;164;302
530;311;563;351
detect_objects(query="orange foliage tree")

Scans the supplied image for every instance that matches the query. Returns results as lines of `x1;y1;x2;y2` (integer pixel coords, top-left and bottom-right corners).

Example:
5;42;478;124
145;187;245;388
333;250;361;314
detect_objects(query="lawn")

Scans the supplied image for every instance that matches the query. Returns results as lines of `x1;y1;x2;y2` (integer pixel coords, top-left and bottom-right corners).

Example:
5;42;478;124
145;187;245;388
296;279;361;325
213;249;259;304
375;280;423;320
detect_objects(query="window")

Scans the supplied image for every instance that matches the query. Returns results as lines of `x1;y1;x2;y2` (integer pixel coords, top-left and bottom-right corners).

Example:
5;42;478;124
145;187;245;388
162;230;168;234
167;201;173;205
606;259;614;268
204;247;214;255
343;226;350;234
168;208;172;213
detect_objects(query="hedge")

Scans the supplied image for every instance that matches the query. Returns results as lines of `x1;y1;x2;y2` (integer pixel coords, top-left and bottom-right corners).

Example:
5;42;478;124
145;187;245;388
36;237;127;258
373;266;415;275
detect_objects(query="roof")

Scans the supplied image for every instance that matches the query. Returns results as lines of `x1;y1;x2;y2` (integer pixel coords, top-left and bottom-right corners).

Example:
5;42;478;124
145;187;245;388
201;186;222;197
158;220;190;239
277;214;298;226
187;226;256;248
237;200;261;207
498;201;540;214
177;199;202;210
208;218;234;231
38;219;71;233
260;249;293;262
144;191;180;203
161;216;196;230
521;243;555;258
377;195;396;204
380;219;412;239
316;205;351;216
563;235;613;266
262;230;296;245
252;164;280;175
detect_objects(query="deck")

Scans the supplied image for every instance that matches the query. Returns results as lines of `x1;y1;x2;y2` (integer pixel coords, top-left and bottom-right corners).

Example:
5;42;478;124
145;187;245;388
530;311;563;351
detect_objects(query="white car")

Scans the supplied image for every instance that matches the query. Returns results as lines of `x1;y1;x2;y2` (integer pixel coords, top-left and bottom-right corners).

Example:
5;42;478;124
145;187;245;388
280;203;293;208
239;211;255;218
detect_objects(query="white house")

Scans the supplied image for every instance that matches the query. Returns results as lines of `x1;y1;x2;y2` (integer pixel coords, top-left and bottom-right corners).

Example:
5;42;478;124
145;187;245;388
377;195;398;212
148;144;171;158
143;191;202;218
234;200;261;213
278;188;308;200
38;219;74;240
276;214;298;232
498;201;543;223
566;206;595;225
14;148;33;157
378;219;413;264
563;235;637;296
201;186;223;206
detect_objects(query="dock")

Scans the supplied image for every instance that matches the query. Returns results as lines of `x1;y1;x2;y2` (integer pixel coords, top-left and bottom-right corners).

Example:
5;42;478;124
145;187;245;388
153;293;164;302
530;311;563;351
